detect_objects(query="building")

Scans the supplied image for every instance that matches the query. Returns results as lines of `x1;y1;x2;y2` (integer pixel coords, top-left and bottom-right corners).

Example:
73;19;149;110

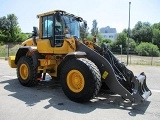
99;26;117;41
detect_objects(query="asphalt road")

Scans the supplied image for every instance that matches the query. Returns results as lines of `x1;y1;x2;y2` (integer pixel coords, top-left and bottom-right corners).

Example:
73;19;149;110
0;59;160;120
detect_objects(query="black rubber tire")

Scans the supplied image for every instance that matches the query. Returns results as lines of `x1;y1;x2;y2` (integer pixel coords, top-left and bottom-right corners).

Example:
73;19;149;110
60;58;101;103
17;56;38;87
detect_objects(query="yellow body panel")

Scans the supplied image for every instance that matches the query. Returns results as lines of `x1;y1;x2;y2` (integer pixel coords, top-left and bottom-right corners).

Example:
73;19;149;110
38;58;58;77
8;56;17;68
21;38;35;46
37;38;76;54
54;38;76;54
39;59;56;66
37;39;54;53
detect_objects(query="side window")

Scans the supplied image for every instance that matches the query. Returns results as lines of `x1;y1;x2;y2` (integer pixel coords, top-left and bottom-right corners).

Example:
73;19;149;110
42;15;54;38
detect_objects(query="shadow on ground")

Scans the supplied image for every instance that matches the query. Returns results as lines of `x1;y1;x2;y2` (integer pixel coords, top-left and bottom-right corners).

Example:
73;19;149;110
0;78;151;116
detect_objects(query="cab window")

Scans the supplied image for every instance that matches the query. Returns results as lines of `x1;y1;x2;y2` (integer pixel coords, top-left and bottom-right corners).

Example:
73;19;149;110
42;15;54;38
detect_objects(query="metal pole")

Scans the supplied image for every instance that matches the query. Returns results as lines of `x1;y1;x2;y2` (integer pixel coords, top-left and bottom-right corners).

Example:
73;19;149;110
130;51;131;64
151;39;153;65
8;43;9;57
127;2;131;65
151;48;153;65
120;45;122;61
121;46;122;61
5;44;9;60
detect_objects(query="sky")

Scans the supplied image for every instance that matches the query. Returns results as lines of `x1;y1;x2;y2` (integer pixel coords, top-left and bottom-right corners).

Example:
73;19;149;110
0;0;160;33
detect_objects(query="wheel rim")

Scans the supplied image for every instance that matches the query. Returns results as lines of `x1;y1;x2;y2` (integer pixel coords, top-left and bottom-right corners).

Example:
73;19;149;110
20;64;29;80
67;70;85;93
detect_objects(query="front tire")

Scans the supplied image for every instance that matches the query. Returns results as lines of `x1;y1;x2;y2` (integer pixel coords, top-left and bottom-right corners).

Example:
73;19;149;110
17;56;38;86
60;58;101;103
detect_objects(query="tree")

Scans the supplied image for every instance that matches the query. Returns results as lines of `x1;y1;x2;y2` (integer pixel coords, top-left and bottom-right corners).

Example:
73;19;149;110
152;22;160;30
116;32;128;49
109;32;128;53
122;28;131;36
87;32;106;44
110;32;136;53
129;38;136;51
0;14;27;43
96;32;105;45
131;21;153;43
122;28;128;34
101;38;112;44
0;30;6;45
91;20;98;36
80;22;89;40
152;28;160;49
0;16;8;43
152;22;160;49
7;14;18;41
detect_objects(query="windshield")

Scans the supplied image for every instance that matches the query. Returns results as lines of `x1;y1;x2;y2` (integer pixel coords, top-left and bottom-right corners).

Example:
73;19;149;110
62;15;80;38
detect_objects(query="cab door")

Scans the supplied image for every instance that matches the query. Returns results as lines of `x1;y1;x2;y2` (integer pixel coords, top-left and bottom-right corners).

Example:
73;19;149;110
37;13;68;54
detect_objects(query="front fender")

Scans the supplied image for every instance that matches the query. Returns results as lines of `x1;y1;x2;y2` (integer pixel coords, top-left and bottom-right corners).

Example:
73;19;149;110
57;51;86;78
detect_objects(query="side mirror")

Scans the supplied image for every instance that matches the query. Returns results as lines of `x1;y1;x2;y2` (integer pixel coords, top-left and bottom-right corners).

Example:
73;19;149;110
83;20;87;29
32;27;38;45
32;27;38;36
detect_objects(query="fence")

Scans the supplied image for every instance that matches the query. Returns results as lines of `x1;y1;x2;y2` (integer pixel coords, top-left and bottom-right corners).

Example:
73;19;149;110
0;44;21;58
115;54;160;66
0;44;160;66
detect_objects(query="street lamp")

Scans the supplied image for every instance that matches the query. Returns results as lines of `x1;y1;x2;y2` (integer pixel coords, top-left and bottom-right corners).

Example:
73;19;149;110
127;2;131;65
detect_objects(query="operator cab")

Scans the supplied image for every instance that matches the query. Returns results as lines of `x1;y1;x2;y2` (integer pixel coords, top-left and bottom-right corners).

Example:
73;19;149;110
37;10;82;47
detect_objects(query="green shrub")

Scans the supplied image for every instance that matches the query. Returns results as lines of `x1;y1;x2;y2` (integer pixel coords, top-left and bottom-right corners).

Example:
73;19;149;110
0;41;4;45
135;42;160;57
87;35;94;41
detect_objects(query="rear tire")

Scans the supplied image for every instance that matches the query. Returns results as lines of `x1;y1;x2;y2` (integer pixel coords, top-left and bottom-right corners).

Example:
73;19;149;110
17;56;38;86
60;58;101;103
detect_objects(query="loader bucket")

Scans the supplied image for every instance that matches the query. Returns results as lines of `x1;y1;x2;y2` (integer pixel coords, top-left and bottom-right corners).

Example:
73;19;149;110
131;72;151;103
76;41;151;104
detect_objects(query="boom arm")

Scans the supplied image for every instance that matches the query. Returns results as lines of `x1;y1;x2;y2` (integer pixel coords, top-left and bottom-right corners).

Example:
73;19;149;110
77;40;151;103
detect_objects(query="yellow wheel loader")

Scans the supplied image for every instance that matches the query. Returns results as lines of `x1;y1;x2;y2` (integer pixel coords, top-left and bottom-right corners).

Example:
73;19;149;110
8;10;151;103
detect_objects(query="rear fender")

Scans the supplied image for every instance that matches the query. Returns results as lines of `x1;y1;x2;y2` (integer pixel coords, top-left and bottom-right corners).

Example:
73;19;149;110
15;46;38;68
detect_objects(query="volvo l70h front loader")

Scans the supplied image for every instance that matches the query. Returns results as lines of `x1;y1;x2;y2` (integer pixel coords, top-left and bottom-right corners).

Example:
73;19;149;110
8;10;151;104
